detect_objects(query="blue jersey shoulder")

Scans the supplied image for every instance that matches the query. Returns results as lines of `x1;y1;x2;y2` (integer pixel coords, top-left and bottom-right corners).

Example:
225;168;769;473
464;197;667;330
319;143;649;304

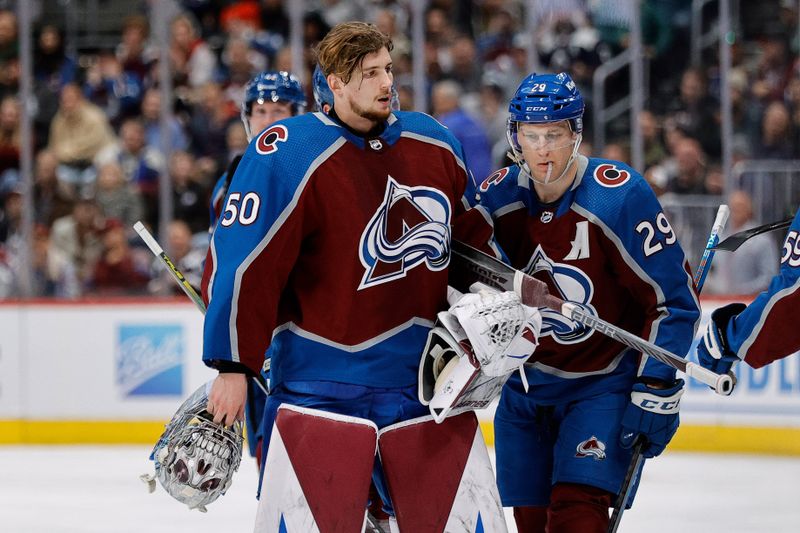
575;157;657;225
475;165;524;213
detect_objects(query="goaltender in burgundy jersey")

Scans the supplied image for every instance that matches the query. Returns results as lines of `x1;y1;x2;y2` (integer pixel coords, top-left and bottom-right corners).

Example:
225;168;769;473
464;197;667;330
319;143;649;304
457;157;700;396
201;109;472;388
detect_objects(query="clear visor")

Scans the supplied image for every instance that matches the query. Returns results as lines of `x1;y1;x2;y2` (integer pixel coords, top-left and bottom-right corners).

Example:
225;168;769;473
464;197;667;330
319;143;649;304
513;126;578;152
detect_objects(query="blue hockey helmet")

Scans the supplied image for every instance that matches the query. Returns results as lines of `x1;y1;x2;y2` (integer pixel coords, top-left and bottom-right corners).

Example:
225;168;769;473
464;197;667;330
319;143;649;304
508;72;584;134
507;72;584;184
242;71;306;117
312;65;334;113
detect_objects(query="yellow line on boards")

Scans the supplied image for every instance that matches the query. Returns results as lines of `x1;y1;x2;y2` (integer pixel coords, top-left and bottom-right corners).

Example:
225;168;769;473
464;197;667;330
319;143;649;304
2;420;800;455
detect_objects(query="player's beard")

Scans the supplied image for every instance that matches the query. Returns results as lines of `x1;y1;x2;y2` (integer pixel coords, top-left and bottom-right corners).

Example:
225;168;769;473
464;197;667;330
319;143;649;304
350;95;391;124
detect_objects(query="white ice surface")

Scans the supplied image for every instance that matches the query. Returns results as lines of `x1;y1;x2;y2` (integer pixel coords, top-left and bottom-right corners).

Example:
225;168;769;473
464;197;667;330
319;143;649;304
1;446;799;532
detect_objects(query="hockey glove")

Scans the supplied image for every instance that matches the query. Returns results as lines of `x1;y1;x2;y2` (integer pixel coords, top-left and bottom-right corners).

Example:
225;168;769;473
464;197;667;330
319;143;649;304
696;303;747;375
620;379;684;458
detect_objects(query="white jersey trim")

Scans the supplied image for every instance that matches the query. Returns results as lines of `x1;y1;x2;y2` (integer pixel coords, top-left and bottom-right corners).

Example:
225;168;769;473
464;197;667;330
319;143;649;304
271;317;436;353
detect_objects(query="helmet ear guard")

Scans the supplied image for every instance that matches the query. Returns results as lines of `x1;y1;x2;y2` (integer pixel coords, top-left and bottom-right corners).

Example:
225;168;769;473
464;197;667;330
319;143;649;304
141;382;244;512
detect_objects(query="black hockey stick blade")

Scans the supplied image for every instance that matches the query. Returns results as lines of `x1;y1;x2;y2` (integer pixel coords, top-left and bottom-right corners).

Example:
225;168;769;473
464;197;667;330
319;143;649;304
712;215;793;252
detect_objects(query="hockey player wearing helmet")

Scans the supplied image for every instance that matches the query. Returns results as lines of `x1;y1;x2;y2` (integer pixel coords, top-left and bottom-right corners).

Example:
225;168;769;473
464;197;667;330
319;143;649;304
454;72;700;532
209;71;306;231
206;71;305;467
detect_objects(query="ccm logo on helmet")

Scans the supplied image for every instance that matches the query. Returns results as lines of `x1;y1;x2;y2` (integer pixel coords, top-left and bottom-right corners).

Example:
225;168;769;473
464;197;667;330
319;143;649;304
479;168;509;192
256;124;289;155
594;163;630;188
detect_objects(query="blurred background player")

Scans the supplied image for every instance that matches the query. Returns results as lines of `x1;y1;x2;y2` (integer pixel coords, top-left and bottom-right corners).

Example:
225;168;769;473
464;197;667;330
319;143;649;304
455;72;700;532
208;71;305;231
207;70;305;466
697;206;800;373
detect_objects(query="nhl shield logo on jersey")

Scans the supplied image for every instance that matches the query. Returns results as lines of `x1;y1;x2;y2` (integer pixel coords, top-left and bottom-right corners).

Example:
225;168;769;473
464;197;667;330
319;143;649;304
594;163;631;188
575;436;606;460
255;124;289;155
368;138;383;151
479;168;509;192
524;245;597;344
358;176;452;289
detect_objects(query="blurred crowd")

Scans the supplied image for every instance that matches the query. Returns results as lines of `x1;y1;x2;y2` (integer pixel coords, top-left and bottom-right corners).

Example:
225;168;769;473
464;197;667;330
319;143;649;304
0;0;796;299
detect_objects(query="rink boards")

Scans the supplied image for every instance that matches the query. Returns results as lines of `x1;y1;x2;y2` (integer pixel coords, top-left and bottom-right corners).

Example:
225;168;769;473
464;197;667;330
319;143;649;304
1;297;799;455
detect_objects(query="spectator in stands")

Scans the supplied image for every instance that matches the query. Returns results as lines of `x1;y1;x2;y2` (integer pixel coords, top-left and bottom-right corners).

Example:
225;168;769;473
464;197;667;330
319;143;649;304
84;49;144;128
148;219;205;296
259;0;290;39
140;87;189;153
169;12;217;89
664;137;708;195
639;109;667;170
86;218;150;296
29;224;80;298
431;79;492;182
47;83;117;198
169;151;208;235
0;95;20;192
444;35;482;95
754;100;794;159
50;198;104;286
0;243;13;298
0;185;21;247
601;140;630;165
750;32;792;104
216;37;264;105
0;10;18;76
116;15;153;82
188;82;236;176
116;117;164;225
33;24;77;146
704;190;778;296
94;162;144;231
478;73;511;168
33;149;73;225
665;67;720;159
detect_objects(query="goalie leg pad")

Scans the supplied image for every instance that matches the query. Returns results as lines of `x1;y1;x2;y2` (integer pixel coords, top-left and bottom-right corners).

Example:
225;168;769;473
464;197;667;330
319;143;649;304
254;405;377;533
377;411;507;533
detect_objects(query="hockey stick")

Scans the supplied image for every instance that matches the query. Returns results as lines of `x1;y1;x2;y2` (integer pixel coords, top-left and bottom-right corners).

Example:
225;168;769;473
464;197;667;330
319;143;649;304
134;221;207;314
712;214;792;252
608;204;730;533
133;221;270;393
449;240;735;396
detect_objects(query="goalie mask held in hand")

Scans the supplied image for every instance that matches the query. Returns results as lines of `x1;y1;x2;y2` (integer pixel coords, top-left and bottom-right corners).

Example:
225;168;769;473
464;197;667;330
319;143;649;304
419;284;541;423
141;381;244;512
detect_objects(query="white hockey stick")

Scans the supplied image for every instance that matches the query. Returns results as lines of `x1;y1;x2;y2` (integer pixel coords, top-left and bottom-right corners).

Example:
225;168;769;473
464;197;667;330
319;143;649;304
449;240;735;396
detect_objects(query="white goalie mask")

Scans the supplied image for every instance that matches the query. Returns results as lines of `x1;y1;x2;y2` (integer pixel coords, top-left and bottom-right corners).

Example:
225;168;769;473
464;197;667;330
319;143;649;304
143;382;244;512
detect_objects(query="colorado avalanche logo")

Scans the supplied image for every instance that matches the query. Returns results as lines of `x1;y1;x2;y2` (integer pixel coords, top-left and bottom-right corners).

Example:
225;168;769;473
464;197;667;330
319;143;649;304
358;176;452;289
594;163;630;188
524;245;596;344
575;436;606;460
479;168;509;192
255;124;288;155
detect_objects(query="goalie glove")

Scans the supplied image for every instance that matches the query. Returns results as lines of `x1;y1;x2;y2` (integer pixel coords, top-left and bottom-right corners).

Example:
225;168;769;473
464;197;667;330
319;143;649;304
418;284;541;423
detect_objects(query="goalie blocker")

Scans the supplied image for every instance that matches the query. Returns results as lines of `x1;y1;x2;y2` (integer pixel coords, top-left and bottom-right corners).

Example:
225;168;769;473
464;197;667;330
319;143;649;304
255;405;506;533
